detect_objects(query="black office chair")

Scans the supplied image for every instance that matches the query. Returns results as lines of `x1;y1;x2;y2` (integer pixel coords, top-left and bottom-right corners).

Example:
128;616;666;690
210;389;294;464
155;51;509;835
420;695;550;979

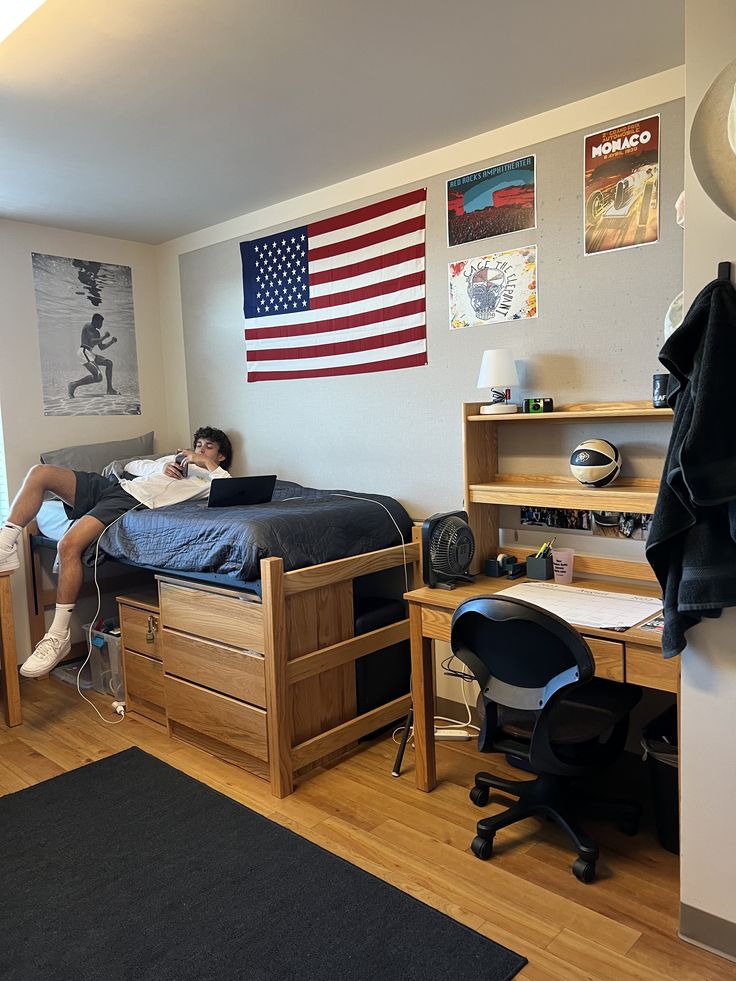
451;595;643;882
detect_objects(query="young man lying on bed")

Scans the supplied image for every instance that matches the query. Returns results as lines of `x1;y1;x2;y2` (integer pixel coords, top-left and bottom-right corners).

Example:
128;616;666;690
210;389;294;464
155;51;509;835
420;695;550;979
0;426;233;678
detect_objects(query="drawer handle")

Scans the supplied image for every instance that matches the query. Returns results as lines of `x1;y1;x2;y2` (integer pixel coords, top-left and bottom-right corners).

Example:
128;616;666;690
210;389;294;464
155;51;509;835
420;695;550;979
146;616;158;644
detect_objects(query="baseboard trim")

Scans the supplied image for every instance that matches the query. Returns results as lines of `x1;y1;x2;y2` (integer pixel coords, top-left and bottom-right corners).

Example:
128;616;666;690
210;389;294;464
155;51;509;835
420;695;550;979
679;904;736;963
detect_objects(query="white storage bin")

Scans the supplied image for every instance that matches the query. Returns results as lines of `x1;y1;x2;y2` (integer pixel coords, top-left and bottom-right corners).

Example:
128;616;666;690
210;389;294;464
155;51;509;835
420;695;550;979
83;623;124;700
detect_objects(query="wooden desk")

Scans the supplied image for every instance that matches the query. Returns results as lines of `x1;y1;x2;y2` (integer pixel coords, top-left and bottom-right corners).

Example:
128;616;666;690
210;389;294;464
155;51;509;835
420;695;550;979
405;575;678;792
0;571;22;727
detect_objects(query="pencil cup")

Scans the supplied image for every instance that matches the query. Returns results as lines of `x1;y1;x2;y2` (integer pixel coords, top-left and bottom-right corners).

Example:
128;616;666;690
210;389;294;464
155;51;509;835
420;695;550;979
526;554;553;580
551;548;574;584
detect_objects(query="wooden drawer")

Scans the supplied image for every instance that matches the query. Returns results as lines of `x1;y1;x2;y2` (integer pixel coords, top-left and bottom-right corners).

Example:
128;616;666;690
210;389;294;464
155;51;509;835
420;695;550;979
119;604;162;661
162;628;266;707
124;649;165;724
165;675;268;763
160;582;264;651
585;636;624;682
626;643;679;692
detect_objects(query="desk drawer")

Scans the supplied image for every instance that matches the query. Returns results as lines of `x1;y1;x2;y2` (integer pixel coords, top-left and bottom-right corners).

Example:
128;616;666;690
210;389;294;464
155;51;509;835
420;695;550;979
120;605;161;660
164;675;268;762
627;643;679;692
124;649;165;724
585;636;624;682
162;628;266;707
160;582;264;651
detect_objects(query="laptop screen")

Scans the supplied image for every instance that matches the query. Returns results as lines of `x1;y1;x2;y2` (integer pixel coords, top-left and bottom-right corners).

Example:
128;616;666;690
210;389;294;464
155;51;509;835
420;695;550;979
207;475;277;508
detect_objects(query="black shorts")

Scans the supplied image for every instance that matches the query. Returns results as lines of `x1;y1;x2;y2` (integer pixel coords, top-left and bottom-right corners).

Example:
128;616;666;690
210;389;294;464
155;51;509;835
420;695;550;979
62;471;140;527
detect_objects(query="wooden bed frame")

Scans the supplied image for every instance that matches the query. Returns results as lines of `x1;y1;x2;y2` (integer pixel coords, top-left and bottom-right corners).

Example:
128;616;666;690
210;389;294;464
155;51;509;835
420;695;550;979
22;521;420;797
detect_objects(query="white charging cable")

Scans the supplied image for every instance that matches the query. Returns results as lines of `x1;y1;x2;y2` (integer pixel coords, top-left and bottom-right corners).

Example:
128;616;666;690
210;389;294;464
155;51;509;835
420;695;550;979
73;467;187;724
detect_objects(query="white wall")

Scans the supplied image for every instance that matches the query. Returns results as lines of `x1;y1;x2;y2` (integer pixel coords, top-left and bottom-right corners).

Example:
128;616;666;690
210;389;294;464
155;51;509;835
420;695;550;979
160;70;685;523
679;0;736;951
0;220;169;658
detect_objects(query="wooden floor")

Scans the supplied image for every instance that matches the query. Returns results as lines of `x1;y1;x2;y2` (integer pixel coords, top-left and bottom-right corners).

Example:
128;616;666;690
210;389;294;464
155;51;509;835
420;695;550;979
1;679;733;981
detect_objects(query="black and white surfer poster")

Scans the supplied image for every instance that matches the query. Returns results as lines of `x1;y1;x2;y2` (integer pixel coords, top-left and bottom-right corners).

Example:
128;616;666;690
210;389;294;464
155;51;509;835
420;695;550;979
31;253;141;416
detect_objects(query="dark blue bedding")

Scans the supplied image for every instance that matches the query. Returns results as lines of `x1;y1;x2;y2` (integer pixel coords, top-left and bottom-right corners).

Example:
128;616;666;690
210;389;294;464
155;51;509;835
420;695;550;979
96;480;412;584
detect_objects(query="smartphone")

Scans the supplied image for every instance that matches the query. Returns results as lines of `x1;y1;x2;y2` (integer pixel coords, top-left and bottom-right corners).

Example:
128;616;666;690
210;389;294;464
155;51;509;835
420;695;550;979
174;453;189;477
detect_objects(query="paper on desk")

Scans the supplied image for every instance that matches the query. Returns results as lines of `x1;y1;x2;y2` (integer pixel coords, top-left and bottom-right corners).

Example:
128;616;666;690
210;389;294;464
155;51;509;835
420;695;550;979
497;581;663;631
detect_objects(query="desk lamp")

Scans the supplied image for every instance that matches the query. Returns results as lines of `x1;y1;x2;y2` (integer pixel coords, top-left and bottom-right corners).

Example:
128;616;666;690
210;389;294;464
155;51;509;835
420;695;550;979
477;349;519;414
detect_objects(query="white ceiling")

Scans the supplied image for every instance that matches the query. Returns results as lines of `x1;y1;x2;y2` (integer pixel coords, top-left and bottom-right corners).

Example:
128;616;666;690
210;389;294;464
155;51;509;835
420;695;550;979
0;0;684;245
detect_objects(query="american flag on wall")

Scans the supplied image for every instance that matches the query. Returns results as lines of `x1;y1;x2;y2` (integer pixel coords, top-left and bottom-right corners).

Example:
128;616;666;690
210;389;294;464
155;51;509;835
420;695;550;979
240;188;427;382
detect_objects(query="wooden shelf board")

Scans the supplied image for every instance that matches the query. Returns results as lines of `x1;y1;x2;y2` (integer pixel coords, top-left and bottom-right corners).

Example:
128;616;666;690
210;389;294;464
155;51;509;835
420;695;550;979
467;401;673;422
469;477;659;512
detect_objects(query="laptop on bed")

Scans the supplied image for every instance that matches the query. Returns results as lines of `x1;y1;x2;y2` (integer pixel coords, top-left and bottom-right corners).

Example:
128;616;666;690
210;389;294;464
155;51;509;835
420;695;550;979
207;475;277;508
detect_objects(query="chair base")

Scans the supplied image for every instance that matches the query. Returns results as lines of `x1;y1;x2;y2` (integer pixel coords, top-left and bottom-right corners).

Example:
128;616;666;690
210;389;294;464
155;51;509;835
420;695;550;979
469;769;641;882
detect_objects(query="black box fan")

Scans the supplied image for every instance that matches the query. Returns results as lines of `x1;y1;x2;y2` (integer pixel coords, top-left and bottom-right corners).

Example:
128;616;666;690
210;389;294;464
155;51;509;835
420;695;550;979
422;511;476;589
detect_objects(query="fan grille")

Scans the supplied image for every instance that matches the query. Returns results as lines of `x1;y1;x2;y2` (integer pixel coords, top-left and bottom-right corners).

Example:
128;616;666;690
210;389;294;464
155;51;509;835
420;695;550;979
430;516;475;575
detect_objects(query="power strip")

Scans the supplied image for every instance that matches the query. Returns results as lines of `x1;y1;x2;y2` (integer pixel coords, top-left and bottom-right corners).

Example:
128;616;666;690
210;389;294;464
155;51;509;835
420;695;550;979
434;728;471;741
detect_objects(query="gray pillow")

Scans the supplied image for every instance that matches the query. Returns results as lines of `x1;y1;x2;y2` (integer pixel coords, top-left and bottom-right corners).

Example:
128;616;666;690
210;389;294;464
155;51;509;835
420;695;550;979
102;450;177;480
40;432;155;474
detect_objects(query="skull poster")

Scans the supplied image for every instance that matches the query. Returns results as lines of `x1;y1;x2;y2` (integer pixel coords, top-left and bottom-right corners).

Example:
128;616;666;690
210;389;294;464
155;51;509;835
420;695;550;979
449;245;537;329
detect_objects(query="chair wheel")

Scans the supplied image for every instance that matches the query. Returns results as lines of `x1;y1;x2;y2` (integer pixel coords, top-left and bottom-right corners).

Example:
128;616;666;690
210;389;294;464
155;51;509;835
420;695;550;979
572;858;596;883
471;835;494;860
469;785;489;807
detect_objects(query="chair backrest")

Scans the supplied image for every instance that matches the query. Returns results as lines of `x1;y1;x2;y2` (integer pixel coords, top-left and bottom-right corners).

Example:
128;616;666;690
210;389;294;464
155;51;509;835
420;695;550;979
450;596;595;714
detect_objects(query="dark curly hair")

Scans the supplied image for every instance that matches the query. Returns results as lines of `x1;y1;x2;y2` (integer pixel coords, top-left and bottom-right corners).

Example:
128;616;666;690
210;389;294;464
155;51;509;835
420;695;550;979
192;426;233;471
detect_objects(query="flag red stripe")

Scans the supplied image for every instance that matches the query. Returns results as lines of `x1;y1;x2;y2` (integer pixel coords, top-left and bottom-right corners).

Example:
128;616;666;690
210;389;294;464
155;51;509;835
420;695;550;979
247;326;426;362
307;215;425;263
308;243;424;287
309;271;425;310
308;187;427;238
244;299;426;341
247;350;427;382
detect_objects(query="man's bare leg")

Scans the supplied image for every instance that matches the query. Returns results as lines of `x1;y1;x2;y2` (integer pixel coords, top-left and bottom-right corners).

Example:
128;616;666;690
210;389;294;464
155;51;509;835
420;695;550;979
15;480;107;678
55;515;106;605
8;464;78;526
0;465;79;574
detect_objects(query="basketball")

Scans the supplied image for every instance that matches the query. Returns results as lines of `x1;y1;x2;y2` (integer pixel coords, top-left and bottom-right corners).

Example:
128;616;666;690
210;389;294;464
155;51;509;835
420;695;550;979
569;439;621;487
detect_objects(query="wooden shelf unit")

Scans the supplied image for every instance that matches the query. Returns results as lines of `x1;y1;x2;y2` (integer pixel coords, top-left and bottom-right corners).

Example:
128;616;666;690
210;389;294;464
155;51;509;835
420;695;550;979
463;400;673;583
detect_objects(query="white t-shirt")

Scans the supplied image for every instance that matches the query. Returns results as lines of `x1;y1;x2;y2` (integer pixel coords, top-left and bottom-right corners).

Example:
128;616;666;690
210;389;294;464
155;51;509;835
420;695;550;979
119;455;230;509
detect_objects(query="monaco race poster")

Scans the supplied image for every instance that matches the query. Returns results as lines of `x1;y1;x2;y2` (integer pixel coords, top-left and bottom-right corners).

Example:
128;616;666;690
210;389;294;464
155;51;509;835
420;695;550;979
449;245;537;329
584;114;660;255
447;156;536;247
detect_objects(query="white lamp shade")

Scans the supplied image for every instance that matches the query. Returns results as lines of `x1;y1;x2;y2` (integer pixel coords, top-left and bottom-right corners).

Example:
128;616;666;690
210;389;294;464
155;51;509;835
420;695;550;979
477;349;519;389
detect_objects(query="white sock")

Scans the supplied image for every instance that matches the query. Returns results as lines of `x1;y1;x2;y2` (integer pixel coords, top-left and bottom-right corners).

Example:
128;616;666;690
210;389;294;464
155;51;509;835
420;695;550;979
0;522;22;552
48;604;74;639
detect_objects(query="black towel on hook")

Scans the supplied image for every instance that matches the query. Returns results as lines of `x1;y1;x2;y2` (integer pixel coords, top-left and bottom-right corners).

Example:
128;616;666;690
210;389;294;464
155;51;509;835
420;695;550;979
646;275;736;658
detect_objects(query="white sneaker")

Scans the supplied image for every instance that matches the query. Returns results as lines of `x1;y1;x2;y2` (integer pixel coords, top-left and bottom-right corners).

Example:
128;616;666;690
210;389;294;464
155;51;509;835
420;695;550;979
20;632;71;678
0;544;19;573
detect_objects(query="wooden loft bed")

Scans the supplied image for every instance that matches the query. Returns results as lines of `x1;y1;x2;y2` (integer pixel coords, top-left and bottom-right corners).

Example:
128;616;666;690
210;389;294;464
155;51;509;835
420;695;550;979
22;522;420;798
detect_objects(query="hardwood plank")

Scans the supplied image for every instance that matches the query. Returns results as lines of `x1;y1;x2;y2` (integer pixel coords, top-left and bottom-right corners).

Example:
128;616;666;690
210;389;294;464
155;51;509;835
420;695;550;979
546;928;677;981
0;738;64;784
